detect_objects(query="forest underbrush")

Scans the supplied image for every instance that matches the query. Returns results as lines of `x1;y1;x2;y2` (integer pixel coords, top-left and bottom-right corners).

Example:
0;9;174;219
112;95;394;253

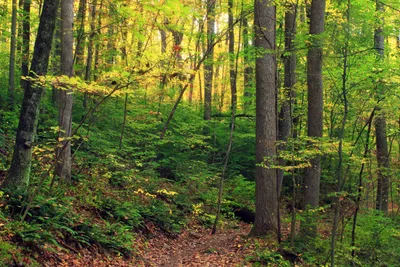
1;97;399;266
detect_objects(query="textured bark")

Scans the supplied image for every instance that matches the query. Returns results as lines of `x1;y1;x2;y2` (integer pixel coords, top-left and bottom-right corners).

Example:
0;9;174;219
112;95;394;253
278;4;297;194
84;0;97;81
8;0;18;104
21;0;31;89
2;0;60;191
304;0;325;209
374;0;389;215
56;0;74;183
204;0;215;121
75;0;87;77
250;0;278;236
375;112;389;212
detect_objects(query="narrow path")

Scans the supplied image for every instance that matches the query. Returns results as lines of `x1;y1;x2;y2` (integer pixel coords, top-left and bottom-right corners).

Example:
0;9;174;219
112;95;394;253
141;223;252;267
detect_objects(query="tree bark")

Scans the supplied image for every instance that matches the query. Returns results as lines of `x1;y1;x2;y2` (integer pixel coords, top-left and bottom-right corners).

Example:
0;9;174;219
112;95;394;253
302;0;325;236
250;0;278;237
204;0;215;121
2;0;60;192
278;4;297;194
304;0;325;208
21;0;31;90
84;0;97;82
374;0;389;215
56;0;74;183
75;0;87;77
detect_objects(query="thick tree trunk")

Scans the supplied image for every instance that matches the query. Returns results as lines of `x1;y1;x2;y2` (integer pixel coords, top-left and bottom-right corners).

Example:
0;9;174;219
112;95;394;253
250;0;278;237
375;112;389;212
56;0;74;183
374;0;389;215
302;0;325;236
204;0;215;121
304;0;325;208
278;4;297;194
8;0;18;105
2;0;60;191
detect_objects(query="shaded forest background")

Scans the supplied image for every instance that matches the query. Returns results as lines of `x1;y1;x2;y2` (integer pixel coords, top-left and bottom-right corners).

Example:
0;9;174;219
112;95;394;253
0;0;400;266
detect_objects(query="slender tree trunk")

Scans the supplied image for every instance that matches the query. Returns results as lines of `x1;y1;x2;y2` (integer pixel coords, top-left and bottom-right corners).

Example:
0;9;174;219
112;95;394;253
1;0;60;192
204;0;215;121
302;0;325;235
8;0;18;105
242;16;253;112
75;0;87;77
331;1;350;264
119;94;128;150
374;0;389;215
228;0;236;112
351;109;374;261
21;0;31;90
51;6;61;104
56;0;74;183
84;0;96;82
250;0;278;237
93;0;103;82
278;4;297;194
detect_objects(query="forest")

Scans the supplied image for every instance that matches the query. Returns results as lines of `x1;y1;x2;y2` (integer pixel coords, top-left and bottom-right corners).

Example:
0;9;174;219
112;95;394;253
0;0;400;266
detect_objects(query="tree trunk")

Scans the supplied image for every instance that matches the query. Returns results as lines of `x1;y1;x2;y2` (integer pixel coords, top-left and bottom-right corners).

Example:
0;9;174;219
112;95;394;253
204;0;215;121
278;4;297;194
75;0;86;77
302;0;325;235
21;0;31;89
374;0;389;215
84;0;96;82
51;6;61;104
250;0;278;237
242;17;253;112
93;0;103;82
228;0;236;112
2;0;60;192
56;0;74;183
8;0;18;105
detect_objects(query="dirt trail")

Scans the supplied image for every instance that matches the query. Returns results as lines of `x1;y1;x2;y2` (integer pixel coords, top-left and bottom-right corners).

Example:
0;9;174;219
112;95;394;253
142;223;253;267
38;223;254;266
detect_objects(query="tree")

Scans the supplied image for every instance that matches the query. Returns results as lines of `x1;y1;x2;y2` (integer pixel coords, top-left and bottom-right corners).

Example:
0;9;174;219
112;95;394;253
250;0;278;237
55;0;74;183
374;0;389;214
242;15;253;112
8;0;18;105
2;0;60;191
84;0;97;81
204;0;215;121
75;0;87;77
302;0;325;233
21;0;31;89
278;3;297;194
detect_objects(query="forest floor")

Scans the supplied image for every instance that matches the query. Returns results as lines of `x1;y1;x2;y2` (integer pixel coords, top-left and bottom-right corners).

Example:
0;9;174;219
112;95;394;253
41;222;259;267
